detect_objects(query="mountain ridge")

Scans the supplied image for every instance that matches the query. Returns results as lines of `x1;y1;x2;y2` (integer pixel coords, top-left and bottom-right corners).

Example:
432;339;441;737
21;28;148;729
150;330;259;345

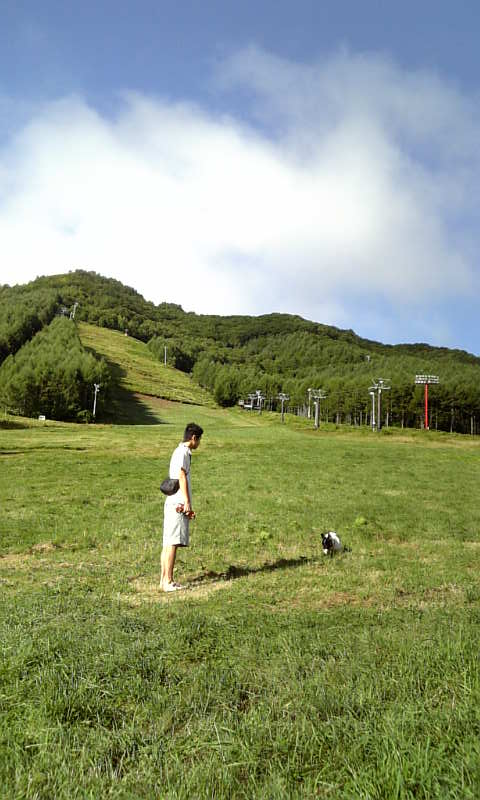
2;268;478;359
1;270;479;432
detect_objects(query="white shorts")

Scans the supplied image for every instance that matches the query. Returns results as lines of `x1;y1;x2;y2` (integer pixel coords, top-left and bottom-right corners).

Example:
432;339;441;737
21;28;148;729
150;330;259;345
163;503;190;547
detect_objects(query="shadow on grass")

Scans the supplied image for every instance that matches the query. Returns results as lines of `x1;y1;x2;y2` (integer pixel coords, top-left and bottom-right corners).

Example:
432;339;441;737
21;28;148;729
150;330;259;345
85;348;167;426
1;445;89;455
106;386;167;425
0;419;31;430
190;556;320;585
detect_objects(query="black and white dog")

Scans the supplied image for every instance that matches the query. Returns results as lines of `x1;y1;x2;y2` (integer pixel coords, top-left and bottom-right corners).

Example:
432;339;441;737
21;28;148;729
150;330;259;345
321;531;343;556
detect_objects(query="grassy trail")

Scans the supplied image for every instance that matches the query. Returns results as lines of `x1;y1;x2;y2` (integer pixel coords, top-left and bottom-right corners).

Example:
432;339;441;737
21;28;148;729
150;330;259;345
1;407;480;798
78;323;214;422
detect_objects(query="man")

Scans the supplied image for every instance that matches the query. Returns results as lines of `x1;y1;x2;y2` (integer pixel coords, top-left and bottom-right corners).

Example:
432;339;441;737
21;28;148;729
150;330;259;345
161;422;203;592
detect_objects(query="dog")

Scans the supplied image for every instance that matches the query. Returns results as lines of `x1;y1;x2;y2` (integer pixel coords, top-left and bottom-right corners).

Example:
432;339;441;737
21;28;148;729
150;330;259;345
321;531;343;556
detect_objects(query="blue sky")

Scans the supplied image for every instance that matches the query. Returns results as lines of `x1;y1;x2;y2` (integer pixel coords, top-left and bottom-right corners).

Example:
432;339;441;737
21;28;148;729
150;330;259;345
1;1;479;354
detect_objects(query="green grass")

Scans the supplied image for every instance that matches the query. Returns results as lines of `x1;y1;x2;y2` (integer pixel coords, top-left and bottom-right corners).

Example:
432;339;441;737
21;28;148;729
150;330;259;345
78;323;214;422
1;407;480;798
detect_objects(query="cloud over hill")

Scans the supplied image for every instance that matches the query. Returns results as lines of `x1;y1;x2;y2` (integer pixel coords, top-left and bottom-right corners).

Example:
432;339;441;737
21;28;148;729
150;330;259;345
1;47;479;350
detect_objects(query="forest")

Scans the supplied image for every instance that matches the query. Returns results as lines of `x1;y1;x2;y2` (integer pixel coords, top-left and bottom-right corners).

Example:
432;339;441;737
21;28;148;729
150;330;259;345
1;270;479;432
0;314;109;421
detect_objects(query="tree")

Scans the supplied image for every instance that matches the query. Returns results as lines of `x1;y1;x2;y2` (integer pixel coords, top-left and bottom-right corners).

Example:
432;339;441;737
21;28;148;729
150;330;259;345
0;317;110;421
214;368;241;407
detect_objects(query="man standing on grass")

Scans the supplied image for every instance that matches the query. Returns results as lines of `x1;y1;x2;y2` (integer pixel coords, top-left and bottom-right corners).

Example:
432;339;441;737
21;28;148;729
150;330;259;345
161;422;203;592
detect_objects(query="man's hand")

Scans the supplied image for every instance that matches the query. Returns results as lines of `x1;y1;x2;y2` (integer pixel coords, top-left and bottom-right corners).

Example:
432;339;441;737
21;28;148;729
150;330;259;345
176;503;196;519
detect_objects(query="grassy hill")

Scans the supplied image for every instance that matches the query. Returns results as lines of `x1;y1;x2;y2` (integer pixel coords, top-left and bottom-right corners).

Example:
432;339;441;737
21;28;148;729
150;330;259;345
78;323;214;423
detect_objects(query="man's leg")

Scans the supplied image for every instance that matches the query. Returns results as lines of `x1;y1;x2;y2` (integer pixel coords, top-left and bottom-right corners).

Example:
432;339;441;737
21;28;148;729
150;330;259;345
161;544;178;588
160;547;167;588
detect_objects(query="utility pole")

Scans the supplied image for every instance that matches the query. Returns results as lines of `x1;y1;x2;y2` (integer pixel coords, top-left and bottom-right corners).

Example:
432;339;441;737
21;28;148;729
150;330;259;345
93;383;101;420
277;392;289;423
415;375;439;430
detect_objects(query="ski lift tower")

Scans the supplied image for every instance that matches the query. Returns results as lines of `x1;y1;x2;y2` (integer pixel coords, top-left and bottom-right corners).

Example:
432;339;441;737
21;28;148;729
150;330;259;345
255;389;265;414
277;392;289;423
311;389;327;429
93;383;101;420
246;392;257;410
415;374;439;430
369;390;376;430
369;379;391;431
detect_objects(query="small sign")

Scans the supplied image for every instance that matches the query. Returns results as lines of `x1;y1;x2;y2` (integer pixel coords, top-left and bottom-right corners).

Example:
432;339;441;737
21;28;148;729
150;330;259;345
38;415;46;421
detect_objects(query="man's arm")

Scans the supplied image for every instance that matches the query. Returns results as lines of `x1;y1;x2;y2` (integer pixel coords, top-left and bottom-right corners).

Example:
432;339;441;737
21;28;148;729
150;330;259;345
178;468;192;513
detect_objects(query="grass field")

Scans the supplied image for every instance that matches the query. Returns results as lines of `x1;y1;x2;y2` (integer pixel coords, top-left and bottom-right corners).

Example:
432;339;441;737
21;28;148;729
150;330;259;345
1;402;480;799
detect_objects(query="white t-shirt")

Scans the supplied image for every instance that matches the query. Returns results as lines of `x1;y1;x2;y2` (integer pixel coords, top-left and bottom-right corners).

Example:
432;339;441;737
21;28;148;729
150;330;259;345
165;442;192;506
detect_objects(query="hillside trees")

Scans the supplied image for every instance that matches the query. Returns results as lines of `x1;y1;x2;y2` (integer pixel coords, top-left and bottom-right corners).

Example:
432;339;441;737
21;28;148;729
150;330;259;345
190;341;480;429
0;317;110;421
0;286;59;364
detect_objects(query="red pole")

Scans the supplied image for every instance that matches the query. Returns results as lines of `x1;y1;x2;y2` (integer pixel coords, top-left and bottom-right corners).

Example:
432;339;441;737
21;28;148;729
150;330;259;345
425;383;429;430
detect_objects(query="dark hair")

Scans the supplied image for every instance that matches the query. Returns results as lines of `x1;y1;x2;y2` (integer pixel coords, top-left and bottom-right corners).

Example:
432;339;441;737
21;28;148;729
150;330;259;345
183;422;203;442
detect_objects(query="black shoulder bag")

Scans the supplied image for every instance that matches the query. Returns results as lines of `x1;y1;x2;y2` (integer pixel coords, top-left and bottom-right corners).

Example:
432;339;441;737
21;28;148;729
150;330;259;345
160;477;180;496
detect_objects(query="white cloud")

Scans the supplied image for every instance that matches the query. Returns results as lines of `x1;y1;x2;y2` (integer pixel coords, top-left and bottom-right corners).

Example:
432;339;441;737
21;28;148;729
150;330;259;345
1;47;479;348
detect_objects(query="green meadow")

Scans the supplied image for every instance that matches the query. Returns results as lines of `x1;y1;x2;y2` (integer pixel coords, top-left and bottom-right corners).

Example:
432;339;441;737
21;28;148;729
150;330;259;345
1;401;480;798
